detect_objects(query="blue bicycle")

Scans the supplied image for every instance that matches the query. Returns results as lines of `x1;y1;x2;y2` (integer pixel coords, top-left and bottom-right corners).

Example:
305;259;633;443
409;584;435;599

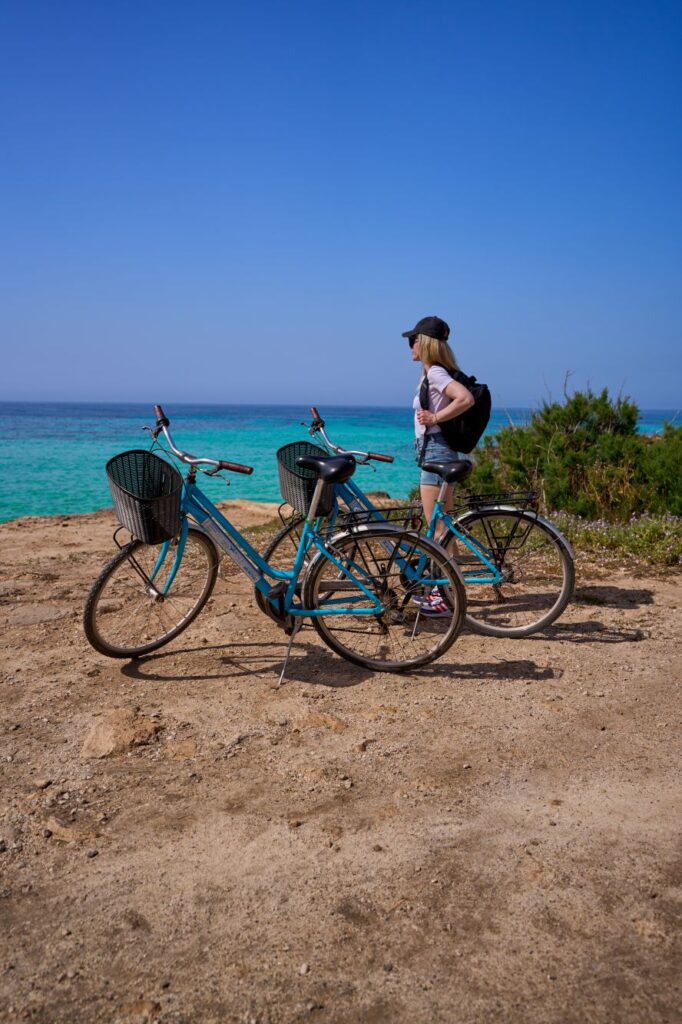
260;408;575;639
83;406;467;676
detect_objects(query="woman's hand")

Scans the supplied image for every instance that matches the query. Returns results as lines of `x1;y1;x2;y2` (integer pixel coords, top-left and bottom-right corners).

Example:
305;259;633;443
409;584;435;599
416;409;439;427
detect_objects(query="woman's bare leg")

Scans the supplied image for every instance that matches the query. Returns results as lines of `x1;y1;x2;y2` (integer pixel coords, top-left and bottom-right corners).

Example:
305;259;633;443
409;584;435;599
420;483;453;541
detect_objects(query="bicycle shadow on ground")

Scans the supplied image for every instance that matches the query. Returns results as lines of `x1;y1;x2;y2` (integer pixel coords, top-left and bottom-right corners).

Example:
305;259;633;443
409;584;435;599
525;620;646;644
573;585;655;608
119;636;375;689
435;659;560;682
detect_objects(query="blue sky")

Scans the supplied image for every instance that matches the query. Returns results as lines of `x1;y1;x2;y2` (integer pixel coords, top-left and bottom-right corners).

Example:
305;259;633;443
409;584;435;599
1;0;680;409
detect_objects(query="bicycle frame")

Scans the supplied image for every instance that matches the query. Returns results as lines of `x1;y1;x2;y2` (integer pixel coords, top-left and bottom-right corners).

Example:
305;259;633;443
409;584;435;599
312;476;503;585
140;475;444;619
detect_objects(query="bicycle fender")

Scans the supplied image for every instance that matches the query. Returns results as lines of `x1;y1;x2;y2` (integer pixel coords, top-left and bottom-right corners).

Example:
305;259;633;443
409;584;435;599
452;506;575;560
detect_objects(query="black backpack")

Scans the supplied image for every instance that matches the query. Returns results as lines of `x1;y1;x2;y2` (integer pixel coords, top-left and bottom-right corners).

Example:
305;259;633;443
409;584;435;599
420;366;491;454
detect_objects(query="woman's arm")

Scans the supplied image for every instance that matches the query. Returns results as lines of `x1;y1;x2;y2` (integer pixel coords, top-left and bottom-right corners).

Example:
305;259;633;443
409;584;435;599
416;378;474;428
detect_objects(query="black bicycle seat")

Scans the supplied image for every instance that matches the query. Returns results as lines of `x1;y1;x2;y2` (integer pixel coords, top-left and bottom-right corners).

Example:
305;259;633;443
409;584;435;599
421;459;473;484
296;454;356;484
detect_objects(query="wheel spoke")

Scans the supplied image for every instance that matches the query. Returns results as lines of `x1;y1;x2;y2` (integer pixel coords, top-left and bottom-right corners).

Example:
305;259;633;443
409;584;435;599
84;529;218;657
452;511;574;636
303;527;465;670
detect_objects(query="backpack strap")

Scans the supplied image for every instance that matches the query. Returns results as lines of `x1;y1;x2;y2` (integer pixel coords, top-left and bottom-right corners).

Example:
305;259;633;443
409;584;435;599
419;371;429;410
420;365;459;410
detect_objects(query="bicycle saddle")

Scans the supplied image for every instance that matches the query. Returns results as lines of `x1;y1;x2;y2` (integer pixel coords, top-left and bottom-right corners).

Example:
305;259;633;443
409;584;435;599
296;453;356;484
421;459;473;484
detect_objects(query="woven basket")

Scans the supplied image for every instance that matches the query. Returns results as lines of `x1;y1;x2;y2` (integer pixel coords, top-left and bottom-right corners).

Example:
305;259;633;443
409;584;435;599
106;450;182;544
276;442;336;518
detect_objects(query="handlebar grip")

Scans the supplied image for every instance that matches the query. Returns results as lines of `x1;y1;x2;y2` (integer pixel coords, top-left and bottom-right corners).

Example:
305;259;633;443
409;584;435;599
218;460;254;475
368;451;394;463
154;404;169;426
310;407;321;420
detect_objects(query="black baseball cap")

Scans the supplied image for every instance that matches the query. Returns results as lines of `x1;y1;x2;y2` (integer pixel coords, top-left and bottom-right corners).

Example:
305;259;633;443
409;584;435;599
401;315;450;342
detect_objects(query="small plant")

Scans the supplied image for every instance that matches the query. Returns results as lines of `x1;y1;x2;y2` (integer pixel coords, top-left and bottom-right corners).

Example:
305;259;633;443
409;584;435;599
552;512;682;567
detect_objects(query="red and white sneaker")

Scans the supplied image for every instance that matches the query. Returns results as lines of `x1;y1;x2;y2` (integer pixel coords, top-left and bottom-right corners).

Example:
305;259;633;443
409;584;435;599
413;589;450;617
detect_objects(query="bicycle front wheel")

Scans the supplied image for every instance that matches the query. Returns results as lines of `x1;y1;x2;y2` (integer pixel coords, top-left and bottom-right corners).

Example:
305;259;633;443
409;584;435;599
449;509;574;638
301;526;466;672
83;526;219;658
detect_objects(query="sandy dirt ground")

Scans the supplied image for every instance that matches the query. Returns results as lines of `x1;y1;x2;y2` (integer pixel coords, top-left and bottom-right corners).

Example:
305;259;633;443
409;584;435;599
0;503;680;1024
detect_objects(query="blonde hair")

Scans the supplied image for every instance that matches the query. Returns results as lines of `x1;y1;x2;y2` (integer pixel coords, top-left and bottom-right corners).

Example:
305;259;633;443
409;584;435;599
417;334;459;374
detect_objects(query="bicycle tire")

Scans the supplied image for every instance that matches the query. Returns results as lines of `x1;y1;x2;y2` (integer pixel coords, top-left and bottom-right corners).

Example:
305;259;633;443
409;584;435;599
83;526;219;658
301;525;466;672
446;508;574;638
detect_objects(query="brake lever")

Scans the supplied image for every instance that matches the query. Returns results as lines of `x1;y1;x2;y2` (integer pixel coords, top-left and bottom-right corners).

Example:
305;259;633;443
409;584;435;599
142;425;163;440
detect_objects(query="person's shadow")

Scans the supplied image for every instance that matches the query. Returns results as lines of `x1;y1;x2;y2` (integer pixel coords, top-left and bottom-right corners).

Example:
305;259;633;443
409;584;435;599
573;585;655;608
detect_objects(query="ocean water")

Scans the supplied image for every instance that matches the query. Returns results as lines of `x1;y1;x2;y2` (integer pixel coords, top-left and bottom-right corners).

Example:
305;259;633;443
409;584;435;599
0;402;679;523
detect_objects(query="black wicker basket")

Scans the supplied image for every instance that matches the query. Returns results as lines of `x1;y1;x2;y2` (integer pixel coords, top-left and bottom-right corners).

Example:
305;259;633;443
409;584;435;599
276;442;336;518
106;450;183;544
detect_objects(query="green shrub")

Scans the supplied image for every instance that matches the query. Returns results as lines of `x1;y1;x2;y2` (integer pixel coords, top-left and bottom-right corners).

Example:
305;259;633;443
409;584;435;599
467;388;682;521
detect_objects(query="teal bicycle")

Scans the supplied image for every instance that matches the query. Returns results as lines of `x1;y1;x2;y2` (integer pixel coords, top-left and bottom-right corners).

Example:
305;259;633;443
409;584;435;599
83;406;466;677
260;408;575;639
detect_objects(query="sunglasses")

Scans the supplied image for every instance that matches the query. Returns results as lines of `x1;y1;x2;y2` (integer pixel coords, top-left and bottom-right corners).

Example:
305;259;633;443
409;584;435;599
408;336;418;349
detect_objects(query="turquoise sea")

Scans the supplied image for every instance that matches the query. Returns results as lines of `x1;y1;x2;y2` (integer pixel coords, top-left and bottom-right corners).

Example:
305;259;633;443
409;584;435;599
0;402;679;523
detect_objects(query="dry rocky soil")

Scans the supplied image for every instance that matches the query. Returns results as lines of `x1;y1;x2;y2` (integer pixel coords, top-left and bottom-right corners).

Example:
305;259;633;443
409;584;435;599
0;503;680;1024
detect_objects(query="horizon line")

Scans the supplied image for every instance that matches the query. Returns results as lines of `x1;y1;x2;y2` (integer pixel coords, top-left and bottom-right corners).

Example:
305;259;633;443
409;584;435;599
0;398;680;414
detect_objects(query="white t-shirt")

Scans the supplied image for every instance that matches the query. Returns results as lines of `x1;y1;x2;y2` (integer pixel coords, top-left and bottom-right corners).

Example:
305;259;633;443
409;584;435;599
413;365;454;439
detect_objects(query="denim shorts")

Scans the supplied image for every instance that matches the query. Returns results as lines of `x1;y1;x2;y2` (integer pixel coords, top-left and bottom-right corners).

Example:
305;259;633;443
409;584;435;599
415;431;467;486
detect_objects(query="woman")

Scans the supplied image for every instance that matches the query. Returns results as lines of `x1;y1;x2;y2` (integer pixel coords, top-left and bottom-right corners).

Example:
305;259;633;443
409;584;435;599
403;315;474;614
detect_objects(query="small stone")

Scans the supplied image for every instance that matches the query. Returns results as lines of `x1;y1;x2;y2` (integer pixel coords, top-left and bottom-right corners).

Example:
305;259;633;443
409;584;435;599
600;725;607;731
0;840;7;853
372;844;383;852
161;979;171;989
42;828;53;839
299;963;310;975
81;708;160;758
383;963;393;973
355;741;367;752
288;820;303;829
86;848;99;858
549;820;557;827
463;763;471;770
35;779;52;790
343;779;353;790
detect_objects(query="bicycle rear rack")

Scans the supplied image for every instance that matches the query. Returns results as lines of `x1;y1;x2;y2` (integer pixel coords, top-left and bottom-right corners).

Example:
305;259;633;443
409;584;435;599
457;490;539;512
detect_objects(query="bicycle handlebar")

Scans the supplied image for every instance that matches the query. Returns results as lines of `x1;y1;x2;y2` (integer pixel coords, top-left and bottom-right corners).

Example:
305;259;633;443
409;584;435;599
154;404;169;426
152;406;254;475
308;407;394;464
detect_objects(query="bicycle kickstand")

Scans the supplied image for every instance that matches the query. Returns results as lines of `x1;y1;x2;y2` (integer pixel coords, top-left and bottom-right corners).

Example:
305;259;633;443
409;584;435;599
278;618;303;687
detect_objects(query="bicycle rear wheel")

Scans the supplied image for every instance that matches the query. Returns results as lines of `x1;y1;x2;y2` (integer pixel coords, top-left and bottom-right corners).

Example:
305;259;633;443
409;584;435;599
448;509;574;638
83;526;219;657
301;526;466;672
